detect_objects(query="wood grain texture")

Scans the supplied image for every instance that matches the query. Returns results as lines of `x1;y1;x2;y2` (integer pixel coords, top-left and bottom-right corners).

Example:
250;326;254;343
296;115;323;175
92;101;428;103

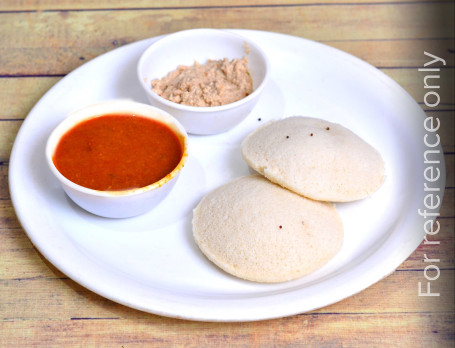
0;121;21;162
0;0;439;11
0;3;453;75
1;313;454;347
1;38;454;77
0;77;61;119
1;0;454;346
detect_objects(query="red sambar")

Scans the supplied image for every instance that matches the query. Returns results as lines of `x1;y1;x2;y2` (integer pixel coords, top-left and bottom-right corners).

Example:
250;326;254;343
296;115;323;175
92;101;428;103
53;114;183;191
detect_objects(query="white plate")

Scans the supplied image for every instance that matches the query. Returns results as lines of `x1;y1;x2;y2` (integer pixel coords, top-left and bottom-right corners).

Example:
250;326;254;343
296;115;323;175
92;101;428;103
9;30;446;322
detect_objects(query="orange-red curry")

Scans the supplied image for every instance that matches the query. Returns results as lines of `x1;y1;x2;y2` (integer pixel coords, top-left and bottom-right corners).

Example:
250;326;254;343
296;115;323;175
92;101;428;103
53;114;183;191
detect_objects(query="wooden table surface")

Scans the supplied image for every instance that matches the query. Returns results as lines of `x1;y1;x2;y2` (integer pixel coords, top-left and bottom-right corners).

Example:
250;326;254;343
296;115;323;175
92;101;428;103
1;1;454;347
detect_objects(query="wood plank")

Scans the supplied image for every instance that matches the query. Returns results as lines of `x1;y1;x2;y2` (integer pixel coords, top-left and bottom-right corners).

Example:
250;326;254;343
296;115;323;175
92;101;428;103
0;201;21;229
399;217;454;270
0;77;61;120
0;3;453;75
0;164;9;199
0;312;453;347
0;121;21;162
0;269;453;319
0;229;67;280
1;38;453;76
426;110;455;153
328;39;454;69
446;152;455;188
381;68;455;108
0;0;437;12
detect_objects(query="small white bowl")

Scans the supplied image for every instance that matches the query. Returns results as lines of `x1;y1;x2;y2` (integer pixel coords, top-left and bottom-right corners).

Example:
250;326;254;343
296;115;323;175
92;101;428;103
45;100;188;218
137;28;270;135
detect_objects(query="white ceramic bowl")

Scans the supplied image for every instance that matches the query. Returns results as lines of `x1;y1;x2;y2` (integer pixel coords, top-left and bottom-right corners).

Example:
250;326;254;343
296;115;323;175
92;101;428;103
45;100;188;218
137;28;270;135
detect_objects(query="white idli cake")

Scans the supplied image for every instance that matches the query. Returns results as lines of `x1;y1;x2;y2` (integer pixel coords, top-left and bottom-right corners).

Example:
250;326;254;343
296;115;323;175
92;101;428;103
192;175;343;283
241;116;385;202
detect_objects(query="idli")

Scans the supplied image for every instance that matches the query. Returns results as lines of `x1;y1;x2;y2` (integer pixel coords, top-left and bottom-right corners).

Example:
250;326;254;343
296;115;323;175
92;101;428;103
192;175;343;283
241;116;385;202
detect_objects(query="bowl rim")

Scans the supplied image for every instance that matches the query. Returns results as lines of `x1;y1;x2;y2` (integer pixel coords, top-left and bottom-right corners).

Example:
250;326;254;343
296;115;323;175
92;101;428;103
137;28;271;113
45;99;189;198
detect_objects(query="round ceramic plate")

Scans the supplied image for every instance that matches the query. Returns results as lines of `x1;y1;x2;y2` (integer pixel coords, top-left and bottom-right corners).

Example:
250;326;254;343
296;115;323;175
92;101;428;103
9;30;445;322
